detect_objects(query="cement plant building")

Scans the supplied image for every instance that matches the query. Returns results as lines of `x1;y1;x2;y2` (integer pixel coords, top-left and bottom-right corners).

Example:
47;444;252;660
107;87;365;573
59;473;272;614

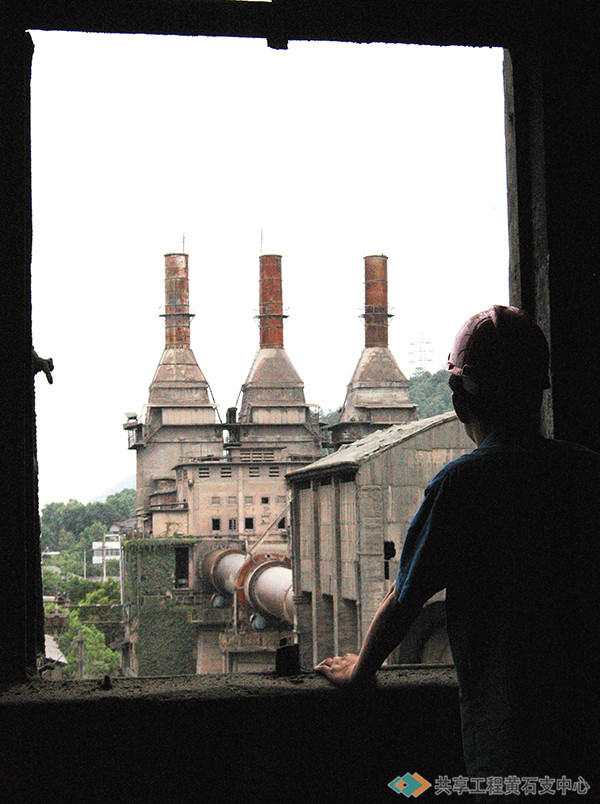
122;250;469;675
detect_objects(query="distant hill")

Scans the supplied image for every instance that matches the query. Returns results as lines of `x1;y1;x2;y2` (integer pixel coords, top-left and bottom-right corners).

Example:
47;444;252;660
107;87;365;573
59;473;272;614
92;475;136;502
409;369;453;418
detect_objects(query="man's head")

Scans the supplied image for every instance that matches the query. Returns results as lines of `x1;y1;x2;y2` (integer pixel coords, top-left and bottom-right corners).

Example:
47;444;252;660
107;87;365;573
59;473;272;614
446;305;550;441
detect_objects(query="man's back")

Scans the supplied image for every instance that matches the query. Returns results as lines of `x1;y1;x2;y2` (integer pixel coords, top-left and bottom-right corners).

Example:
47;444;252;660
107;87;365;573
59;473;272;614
413;435;600;782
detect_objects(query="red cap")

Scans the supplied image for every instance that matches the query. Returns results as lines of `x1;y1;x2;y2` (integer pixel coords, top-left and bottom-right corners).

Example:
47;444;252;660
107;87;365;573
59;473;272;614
446;305;550;395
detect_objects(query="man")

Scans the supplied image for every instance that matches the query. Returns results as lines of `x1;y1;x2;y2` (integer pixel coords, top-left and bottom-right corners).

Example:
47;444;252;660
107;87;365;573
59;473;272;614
316;306;599;796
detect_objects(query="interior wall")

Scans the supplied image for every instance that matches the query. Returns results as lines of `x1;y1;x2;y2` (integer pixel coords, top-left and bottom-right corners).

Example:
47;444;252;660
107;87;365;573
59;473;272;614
1;13;598;797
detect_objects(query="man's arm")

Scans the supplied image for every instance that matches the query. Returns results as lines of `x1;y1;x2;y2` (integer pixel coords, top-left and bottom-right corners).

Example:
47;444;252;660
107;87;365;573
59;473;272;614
314;585;423;686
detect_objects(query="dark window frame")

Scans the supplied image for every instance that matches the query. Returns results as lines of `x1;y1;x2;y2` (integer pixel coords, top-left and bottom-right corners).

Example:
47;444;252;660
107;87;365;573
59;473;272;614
3;2;575;685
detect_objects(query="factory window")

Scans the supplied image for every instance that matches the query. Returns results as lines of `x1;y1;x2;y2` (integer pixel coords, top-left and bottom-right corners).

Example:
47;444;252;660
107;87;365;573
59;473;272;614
268;466;280;477
261;496;270;505
174;547;189;588
277;517;286;530
244;496;254;505
211;496;221;505
227;495;237;506
211;517;221;531
26;32;511;686
228;518;238;531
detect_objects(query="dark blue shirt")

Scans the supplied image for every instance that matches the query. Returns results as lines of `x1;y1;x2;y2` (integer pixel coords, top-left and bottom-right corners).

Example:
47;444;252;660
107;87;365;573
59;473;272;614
395;433;600;782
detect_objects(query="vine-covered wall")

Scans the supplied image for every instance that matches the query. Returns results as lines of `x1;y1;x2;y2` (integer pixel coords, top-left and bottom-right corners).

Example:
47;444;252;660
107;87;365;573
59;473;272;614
137;596;197;676
123;539;199;675
123;538;196;599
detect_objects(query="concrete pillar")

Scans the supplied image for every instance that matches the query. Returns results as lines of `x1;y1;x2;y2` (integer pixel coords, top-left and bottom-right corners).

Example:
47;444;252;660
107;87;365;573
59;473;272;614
333;478;358;655
311;479;334;664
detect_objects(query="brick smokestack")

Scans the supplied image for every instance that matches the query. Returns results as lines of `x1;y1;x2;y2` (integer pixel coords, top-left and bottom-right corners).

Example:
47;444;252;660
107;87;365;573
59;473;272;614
163;253;193;348
364;254;390;348
259;254;285;349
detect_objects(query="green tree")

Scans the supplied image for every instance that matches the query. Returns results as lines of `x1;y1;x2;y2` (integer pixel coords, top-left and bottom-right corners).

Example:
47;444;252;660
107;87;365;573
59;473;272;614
409;369;454;418
58;610;120;679
54;548;84;577
61;499;88;538
78;585;121;622
86;501;114;530
66;576;102;604
106;488;136;520
40;489;135;553
42;567;63;596
40;501;66;550
81;521;107;551
104;558;120;577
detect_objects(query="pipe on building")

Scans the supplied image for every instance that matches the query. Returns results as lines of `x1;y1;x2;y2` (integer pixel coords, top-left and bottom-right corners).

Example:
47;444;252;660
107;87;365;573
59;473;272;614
163;253;194;348
236;553;294;625
364;254;391;348
202;548;246;596
258;254;285;349
203;549;294;625
243;562;294;625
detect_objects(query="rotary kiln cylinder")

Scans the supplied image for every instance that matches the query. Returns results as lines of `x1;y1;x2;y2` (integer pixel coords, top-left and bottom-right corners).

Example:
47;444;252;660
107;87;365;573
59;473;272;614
244;563;294;624
209;550;246;595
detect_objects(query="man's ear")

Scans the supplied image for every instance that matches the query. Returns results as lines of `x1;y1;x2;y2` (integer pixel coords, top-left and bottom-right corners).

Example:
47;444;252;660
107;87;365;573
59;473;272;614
452;391;470;424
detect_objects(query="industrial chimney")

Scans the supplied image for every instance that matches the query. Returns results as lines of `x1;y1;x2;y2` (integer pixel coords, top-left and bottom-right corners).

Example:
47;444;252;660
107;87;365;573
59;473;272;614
125;252;220;532
331;254;417;448
258;254;285;349
235;254;320;462
364;254;391;348
163;252;193;348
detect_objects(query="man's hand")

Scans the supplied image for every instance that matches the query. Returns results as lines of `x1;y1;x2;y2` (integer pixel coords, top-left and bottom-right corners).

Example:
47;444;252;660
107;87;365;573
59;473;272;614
314;586;423;689
314;653;374;687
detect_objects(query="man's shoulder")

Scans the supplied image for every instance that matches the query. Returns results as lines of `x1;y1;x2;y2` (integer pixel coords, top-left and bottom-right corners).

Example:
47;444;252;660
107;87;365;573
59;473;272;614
425;449;480;491
427;435;600;493
550;437;600;463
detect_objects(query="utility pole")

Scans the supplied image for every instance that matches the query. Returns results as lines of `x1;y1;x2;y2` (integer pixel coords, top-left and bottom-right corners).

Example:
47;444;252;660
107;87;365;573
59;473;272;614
76;628;84;680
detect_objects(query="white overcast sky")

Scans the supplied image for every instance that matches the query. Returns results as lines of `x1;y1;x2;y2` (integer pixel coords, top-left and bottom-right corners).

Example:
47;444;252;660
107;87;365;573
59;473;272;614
29;32;509;507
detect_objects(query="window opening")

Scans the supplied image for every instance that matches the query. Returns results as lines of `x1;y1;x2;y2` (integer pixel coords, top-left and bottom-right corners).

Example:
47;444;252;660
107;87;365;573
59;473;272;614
30;32;508;680
175;546;190;588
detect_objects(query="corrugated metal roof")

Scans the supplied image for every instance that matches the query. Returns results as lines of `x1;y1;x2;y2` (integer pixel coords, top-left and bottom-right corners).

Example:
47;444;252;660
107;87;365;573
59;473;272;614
287;411;458;477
